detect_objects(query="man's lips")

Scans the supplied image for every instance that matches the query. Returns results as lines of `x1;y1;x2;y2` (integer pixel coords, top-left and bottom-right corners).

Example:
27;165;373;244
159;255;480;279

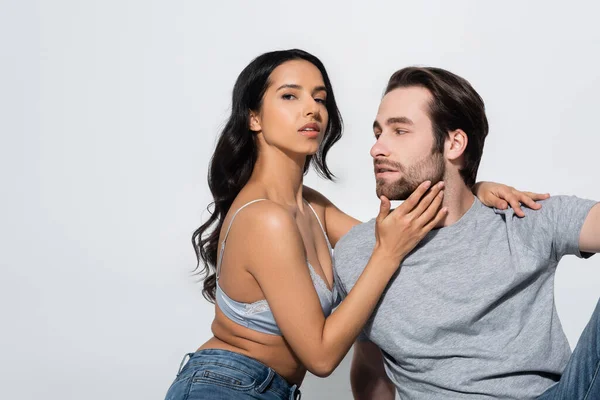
374;165;399;175
374;164;401;179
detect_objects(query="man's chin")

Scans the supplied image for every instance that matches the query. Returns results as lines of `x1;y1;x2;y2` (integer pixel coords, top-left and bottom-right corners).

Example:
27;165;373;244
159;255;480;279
375;184;411;201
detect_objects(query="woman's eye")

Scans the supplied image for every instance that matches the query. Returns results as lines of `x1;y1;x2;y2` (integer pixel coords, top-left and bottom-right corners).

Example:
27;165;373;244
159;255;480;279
314;98;326;104
282;94;296;100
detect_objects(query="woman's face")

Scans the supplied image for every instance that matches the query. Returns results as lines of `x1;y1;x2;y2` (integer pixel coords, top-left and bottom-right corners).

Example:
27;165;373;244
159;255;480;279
251;60;329;157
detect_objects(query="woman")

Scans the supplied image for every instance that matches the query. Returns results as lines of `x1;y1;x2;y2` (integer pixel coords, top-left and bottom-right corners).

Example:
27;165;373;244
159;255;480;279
165;49;545;399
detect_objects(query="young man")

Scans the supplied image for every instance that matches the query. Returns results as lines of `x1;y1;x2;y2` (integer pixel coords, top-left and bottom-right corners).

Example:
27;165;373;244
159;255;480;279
333;67;600;399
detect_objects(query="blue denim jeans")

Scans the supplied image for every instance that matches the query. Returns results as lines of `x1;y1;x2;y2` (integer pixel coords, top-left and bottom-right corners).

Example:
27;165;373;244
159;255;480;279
164;349;301;400
538;298;600;399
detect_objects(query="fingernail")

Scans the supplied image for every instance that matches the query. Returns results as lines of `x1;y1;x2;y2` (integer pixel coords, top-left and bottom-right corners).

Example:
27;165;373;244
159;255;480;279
438;181;445;188
424;181;432;187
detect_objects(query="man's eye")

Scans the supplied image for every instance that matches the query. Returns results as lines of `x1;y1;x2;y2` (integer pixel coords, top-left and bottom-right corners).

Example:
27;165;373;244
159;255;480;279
395;129;407;135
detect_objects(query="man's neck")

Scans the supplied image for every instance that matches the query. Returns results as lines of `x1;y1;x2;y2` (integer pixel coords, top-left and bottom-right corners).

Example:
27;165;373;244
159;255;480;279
436;180;475;228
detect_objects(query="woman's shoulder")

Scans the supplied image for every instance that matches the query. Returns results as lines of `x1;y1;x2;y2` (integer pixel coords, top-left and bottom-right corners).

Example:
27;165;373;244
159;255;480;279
223;195;296;244
302;185;331;211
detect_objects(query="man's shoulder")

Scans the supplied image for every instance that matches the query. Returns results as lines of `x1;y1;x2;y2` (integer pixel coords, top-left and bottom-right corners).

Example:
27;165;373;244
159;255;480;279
336;218;376;253
334;219;377;290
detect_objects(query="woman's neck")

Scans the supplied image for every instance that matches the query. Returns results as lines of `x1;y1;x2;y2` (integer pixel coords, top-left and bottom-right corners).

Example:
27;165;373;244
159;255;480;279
248;147;307;209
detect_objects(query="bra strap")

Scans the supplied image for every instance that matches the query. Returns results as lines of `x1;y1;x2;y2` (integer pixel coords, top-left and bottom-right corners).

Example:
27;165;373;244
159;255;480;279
216;199;267;278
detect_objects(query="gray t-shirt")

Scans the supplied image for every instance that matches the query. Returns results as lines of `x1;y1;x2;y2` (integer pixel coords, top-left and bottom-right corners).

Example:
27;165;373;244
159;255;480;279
334;195;596;399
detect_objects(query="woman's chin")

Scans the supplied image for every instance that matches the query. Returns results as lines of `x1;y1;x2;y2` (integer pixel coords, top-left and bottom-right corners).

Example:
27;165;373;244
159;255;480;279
294;144;320;156
279;142;320;159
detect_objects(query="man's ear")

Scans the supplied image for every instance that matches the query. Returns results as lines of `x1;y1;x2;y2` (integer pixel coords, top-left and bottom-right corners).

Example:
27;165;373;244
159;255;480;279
249;111;261;132
445;129;468;161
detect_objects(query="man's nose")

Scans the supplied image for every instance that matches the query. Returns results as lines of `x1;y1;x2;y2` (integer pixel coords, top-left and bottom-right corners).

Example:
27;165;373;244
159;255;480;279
370;137;390;159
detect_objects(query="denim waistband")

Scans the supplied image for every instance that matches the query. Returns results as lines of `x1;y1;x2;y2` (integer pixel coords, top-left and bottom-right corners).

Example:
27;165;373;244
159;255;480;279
178;349;301;399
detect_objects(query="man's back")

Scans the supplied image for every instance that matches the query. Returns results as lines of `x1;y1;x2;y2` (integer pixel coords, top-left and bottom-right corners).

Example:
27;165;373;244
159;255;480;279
334;196;596;399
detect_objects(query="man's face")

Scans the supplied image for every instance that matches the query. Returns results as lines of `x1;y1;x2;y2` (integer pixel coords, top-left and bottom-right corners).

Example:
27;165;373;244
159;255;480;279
371;86;445;200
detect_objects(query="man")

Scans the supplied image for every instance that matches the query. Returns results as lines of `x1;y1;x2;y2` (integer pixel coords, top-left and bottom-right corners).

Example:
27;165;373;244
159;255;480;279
333;67;600;399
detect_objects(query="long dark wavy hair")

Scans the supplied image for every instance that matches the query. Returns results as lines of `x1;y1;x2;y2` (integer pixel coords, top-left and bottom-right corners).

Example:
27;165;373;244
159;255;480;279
192;49;343;302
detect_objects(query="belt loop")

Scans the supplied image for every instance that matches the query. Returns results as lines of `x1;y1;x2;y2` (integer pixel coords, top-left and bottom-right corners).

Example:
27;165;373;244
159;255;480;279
256;368;276;393
177;352;195;376
289;384;301;400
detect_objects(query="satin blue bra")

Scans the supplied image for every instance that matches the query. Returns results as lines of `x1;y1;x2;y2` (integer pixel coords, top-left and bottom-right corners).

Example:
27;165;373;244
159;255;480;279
215;199;337;335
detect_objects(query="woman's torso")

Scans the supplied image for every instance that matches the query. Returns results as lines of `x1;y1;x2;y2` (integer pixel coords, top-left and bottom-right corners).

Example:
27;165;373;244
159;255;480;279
199;185;334;385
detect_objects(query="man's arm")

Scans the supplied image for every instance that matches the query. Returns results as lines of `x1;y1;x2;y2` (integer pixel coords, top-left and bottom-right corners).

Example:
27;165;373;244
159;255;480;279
580;203;600;254
351;340;395;400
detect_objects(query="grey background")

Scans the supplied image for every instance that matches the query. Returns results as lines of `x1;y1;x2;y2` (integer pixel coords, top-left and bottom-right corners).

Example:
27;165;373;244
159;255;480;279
1;1;599;399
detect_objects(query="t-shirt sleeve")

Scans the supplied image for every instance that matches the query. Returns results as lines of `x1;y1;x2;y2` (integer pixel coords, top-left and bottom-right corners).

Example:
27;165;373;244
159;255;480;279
356;329;371;342
332;261;346;309
333;262;371;342
508;195;597;261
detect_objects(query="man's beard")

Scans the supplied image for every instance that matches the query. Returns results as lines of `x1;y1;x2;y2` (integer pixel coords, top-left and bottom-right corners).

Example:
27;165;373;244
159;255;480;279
375;149;445;200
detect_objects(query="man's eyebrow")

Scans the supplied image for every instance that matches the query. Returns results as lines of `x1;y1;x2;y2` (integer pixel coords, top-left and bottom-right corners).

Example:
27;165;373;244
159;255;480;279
373;116;413;131
387;117;414;125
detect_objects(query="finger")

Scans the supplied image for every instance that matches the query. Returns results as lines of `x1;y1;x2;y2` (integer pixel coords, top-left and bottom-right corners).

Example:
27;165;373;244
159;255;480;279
422;207;448;233
409;181;445;218
507;196;525;217
522;191;551;201
397;180;432;214
491;197;509;210
518;193;541;211
416;189;444;225
376;196;391;223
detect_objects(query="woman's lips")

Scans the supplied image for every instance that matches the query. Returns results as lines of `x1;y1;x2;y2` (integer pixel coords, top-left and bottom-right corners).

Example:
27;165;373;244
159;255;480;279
298;122;321;138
